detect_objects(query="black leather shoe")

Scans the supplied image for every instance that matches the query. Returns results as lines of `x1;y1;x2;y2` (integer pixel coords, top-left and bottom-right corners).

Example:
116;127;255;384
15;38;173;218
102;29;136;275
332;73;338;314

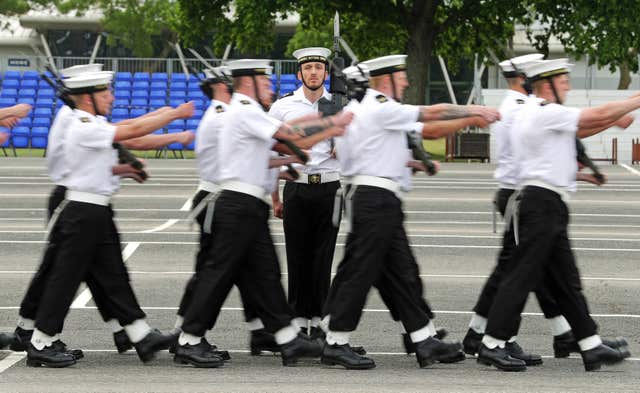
26;343;76;368
52;340;84;360
505;341;542;366
581;344;630;371
250;329;280;355
462;328;483;356
9;327;32;352
554;331;630;358
0;332;15;349
280;333;322;366
309;326;326;341
134;330;175;363
477;344;526;372
414;337;465;367
114;330;133;354
351;345;367;356
321;343;376;370
174;340;224;368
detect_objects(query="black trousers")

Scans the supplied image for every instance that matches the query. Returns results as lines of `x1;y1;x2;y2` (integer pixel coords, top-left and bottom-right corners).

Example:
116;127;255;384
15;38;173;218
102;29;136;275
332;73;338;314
325;186;430;333
181;191;293;337
35;202;146;336
19;186;119;327
472;188;561;335
177;190;259;328
485;186;598;341
282;181;340;320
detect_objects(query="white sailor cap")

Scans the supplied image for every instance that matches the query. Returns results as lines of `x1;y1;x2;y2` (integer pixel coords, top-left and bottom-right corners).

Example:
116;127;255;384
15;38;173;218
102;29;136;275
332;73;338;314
226;59;272;77
343;64;370;83
292;47;331;64
361;55;407;76
523;58;573;81
204;66;231;81
63;71;114;94
60;63;104;78
499;54;544;76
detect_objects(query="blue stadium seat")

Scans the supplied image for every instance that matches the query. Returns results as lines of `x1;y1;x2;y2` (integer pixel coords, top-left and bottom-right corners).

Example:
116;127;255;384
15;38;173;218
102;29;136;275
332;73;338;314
131;98;148;108
187;82;201;92
35;98;54;109
114;98;130;108
149;98;166;107
149;90;166;99
170;91;186;100
169;98;185;107
22;70;40;80
171;73;187;83
280;74;297;82
114;90;131;99
11;126;30;148
18;88;36;98
150;81;167;91
3;70;21;80
38;80;51;89
130;108;146;118
192;109;203;120
191;99;205;110
20;79;38;89
32;117;50;128
187;90;205;100
0;98;16;107
16;117;32;128
167;119;185;131
131;90;149;99
1;79;19;89
17;98;35;107
186;119;200;130
133;72;150;82
1;89;18;98
111;108;129;118
37;89;55;99
280;83;297;94
151;73;168;82
115;72;132;82
34;107;52;118
31;127;49;148
132;81;149;91
114;81;131;91
171;82;187;92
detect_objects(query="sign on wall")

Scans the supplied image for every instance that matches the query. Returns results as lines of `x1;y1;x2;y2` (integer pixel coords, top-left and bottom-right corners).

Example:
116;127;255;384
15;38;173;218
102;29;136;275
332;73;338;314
8;58;30;67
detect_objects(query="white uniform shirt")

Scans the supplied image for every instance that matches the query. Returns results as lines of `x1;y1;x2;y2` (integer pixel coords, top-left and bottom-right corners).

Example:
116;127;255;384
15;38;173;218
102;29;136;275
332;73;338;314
512;98;581;191
268;86;340;174
492;90;529;188
47;105;74;184
195;100;227;184
62;109;119;196
217;93;282;192
346;88;420;182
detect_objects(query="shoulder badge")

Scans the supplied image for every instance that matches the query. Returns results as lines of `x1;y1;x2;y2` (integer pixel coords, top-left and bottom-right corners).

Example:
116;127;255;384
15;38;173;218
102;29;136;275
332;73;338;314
375;94;388;103
80;117;91;123
240;100;251;105
215;105;225;113
540;100;550;106
280;91;294;99
516;99;525;104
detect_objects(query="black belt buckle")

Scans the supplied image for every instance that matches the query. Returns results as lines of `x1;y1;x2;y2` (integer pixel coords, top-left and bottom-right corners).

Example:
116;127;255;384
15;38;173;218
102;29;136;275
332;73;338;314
308;174;321;184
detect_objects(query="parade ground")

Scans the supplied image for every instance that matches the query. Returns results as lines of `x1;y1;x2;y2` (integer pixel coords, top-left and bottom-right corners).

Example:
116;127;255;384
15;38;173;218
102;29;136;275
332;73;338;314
0;158;638;393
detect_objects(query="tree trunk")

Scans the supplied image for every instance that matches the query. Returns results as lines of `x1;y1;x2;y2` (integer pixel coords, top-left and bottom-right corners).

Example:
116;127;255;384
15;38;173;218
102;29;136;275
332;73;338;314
618;61;631;90
404;0;439;105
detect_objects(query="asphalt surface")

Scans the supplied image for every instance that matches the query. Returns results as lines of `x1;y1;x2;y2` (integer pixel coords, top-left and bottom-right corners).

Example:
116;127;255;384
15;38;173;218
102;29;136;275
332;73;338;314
0;157;638;393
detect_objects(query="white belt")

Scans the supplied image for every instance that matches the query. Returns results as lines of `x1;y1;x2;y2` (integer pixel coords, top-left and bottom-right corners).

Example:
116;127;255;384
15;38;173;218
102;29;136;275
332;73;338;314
521;180;570;204
221;180;266;200
198;180;220;193
352;175;401;195
66;190;110;206
294;171;340;184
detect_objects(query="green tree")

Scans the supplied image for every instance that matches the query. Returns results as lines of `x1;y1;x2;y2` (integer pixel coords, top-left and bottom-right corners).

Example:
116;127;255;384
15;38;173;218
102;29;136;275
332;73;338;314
523;0;640;89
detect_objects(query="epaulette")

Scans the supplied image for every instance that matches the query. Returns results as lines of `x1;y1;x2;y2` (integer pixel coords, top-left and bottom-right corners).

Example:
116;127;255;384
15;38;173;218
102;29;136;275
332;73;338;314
215;105;225;113
375;94;388;103
540;100;551;106
516;99;525;104
280;91;294;99
79;117;91;123
240;100;251;105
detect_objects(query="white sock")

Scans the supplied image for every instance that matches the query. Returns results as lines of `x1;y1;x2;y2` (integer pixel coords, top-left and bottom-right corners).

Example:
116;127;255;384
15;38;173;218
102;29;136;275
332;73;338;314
310;317;321;328
469;314;487;334
17;317;35;331
398;322;407;334
326;331;350;346
410;322;434;344
548;316;572;337
124;319;152;344
31;329;55;350
293;317;309;331
274;324;298;345
578;335;602;351
174;315;184;330
319;315;330;333
481;334;506;349
107;319;124;333
508;336;517;343
178;332;201;346
246;318;264;331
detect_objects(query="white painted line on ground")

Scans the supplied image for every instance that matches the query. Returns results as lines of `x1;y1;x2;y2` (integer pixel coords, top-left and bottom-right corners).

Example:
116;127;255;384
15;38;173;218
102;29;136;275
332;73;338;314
139;198;191;234
0;353;26;373
619;163;640;176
